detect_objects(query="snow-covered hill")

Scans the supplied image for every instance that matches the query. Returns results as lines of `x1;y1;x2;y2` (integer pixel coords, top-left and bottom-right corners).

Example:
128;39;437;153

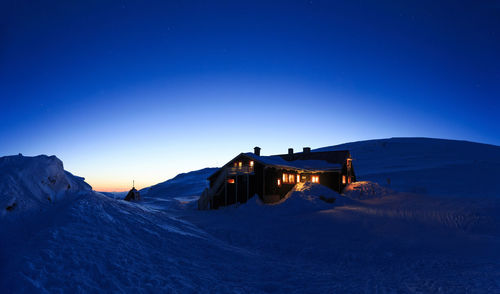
140;168;217;199
139;167;217;209
1;138;499;293
316;137;500;197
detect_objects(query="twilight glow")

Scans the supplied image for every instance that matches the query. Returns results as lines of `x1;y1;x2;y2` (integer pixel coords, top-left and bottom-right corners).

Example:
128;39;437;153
1;1;498;191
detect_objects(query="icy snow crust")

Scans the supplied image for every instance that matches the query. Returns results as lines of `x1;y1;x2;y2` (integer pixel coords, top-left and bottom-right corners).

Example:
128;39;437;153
1;138;500;293
0;154;91;219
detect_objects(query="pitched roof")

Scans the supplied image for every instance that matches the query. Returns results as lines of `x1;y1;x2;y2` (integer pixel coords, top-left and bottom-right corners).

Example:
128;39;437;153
243;152;342;172
208;149;351;180
277;150;351;164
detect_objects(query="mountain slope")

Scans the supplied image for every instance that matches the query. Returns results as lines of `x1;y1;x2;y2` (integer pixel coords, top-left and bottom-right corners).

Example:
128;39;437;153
138;168;217;209
316;137;500;197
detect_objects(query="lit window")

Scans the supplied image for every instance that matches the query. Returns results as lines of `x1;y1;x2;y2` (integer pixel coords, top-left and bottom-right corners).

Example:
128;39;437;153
249;161;254;167
348;176;352;184
277;179;281;186
227;179;235;184
288;174;295;183
342;175;346;184
311;176;319;183
283;173;287;183
234;162;238;167
297;174;300;182
238;162;242;169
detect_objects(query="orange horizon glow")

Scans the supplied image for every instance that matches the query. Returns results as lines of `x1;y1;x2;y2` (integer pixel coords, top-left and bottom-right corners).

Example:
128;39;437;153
92;186;134;193
89;181;146;193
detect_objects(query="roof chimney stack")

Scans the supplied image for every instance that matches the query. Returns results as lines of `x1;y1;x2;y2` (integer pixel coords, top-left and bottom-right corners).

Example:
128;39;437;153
303;147;311;153
288;148;294;155
254;146;261;156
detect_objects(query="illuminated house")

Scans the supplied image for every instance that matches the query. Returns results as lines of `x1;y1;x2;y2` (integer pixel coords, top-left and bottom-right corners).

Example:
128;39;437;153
198;147;355;209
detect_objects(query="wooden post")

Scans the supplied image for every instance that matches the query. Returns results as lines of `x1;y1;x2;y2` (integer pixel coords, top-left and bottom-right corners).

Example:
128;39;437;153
338;171;341;192
262;167;266;199
224;169;227;207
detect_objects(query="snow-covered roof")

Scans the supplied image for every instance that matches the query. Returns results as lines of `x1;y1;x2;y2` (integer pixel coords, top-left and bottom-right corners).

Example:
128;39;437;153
243;152;342;172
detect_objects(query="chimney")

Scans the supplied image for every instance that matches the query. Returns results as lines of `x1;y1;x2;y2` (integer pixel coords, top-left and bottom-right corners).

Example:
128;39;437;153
288;148;294;155
303;147;311;153
254;146;261;156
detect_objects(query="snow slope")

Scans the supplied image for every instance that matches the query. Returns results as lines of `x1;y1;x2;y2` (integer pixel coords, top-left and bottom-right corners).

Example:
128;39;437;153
316;137;500;197
139;167;217;209
139;168;217;198
1;138;500;293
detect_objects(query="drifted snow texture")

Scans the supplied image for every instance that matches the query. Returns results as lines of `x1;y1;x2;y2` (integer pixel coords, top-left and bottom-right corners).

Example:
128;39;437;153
343;181;393;200
0;154;91;219
1;138;500;293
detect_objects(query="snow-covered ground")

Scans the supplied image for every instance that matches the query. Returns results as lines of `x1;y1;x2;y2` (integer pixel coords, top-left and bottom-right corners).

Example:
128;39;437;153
1;138;500;293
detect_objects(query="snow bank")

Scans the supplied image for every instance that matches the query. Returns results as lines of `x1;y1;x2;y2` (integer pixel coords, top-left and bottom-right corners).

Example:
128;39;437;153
238;182;345;214
343;181;394;200
0;154;92;218
281;182;341;205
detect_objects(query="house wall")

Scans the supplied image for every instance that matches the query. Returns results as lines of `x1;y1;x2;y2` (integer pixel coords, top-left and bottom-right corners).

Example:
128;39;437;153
318;172;342;193
262;167;298;202
210;154;259;209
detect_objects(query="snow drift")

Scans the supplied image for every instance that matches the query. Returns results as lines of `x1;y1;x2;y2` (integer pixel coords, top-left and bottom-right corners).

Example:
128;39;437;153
273;182;344;211
238;182;344;215
343;181;393;200
0;154;92;219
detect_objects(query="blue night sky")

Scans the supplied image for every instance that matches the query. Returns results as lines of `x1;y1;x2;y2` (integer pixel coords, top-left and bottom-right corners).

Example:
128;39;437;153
1;1;499;191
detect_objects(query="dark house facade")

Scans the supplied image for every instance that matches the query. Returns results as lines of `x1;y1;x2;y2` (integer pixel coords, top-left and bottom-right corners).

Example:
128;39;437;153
198;147;355;209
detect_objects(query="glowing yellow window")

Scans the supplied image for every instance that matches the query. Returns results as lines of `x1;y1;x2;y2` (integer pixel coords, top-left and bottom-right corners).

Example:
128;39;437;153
288;174;295;183
283;173;287;183
342;175;346;184
249;161;254;167
296;174;300;182
238;162;242;169
277;179;281;186
311;176;319;183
